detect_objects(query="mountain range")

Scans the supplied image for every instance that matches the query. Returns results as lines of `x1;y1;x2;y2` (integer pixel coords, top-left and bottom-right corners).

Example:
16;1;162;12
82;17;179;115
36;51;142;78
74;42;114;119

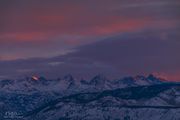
0;74;179;120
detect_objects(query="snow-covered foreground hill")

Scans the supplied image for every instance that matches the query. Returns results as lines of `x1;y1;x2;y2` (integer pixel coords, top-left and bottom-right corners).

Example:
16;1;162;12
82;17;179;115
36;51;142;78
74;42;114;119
0;74;180;120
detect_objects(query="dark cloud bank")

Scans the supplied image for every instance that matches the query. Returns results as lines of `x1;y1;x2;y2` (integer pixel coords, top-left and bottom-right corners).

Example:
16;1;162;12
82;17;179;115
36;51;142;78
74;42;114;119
0;29;180;81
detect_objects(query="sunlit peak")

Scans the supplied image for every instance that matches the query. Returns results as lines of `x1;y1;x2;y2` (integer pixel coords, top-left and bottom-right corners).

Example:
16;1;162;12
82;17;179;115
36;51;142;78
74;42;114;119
31;76;39;81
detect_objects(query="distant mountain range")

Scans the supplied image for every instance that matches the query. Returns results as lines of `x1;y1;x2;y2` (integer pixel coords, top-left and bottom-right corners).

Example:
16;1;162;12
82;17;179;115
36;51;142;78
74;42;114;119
0;74;179;120
0;74;165;93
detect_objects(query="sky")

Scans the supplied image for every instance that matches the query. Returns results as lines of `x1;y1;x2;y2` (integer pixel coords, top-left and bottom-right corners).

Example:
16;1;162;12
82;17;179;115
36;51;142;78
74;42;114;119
0;0;180;81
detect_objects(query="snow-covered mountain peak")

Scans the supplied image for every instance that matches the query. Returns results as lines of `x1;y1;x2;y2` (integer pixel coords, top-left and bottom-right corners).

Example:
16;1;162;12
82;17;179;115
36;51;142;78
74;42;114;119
63;74;74;82
113;74;164;88
31;76;39;81
146;74;164;83
89;74;107;85
130;74;163;85
0;79;14;88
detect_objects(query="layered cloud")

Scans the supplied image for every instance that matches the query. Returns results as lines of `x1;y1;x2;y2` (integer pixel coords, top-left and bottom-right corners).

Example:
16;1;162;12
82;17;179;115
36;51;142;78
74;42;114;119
0;0;179;59
0;0;179;80
0;29;180;81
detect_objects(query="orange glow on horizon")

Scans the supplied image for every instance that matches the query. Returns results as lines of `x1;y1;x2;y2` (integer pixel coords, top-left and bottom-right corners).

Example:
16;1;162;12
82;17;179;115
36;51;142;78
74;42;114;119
153;72;180;82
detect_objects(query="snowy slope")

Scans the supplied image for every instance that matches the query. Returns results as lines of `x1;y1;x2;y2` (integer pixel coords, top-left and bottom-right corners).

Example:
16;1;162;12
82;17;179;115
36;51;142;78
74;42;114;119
25;83;180;120
0;74;179;120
